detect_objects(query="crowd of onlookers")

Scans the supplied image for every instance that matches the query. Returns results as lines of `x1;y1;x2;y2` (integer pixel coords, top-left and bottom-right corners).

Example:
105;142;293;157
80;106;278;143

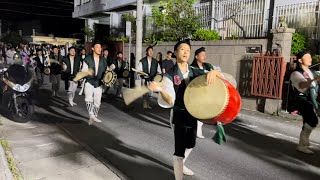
0;42;68;67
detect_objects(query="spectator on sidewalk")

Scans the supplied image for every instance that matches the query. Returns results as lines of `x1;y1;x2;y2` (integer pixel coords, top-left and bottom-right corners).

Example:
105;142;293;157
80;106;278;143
6;44;16;65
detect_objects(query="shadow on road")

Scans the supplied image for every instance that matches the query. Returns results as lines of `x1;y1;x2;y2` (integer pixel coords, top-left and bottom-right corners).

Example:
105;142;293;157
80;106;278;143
30;88;174;180
224;121;320;179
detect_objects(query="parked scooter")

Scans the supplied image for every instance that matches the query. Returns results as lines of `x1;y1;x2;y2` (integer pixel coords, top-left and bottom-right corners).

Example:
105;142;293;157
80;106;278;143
0;53;34;122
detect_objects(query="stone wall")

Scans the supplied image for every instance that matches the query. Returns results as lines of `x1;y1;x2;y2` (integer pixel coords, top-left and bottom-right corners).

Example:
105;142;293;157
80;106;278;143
123;39;269;111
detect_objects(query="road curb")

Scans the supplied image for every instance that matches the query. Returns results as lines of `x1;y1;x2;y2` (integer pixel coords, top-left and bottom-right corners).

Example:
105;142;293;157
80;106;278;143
55;123;129;180
0;142;14;180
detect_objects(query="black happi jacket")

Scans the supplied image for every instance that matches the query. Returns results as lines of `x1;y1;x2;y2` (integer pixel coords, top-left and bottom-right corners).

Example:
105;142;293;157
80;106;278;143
112;59;128;78
49;53;63;75
84;55;108;88
140;57;158;81
164;64;204;128
62;55;81;80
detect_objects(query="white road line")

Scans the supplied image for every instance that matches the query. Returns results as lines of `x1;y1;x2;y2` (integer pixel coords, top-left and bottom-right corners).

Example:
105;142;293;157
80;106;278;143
31;134;45;137
235;122;258;128
36;143;53;147
24;126;37;129
274;132;320;146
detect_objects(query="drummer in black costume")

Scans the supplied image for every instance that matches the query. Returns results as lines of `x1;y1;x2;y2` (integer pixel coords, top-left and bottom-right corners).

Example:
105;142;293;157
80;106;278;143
137;46;161;109
111;52;128;98
290;50;320;154
190;47;216;139
62;47;81;106
148;41;223;180
81;41;108;125
49;46;63;97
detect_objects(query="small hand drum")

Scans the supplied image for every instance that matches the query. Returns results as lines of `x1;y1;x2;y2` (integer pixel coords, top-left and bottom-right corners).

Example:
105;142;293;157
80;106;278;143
44;67;51;75
102;69;117;87
122;69;130;78
153;74;163;83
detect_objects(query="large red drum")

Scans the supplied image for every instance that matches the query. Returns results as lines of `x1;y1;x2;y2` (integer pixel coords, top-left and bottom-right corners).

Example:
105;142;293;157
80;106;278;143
184;74;241;125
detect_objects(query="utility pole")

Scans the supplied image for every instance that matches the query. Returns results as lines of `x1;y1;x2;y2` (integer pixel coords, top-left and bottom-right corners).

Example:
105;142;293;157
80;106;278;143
135;0;143;87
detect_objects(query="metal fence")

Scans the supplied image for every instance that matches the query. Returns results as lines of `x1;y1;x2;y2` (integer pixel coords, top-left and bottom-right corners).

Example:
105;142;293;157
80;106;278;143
213;0;269;38
196;0;320;38
195;2;212;30
273;0;320;39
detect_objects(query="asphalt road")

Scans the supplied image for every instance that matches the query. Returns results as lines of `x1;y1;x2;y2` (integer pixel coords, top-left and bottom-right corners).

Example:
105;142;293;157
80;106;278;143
30;87;320;180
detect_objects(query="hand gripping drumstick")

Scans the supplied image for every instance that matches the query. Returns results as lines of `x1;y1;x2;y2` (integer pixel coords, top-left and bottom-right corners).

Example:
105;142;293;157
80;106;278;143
123;76;164;105
73;69;94;82
131;68;149;77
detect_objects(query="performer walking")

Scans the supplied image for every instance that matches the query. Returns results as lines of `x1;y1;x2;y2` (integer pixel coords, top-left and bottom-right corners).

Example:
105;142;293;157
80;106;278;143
112;52;128;98
34;48;46;86
49;46;63;96
62;47;81;106
148;41;222;180
290;50;320;154
81;42;108;125
137;46;161;109
190;47;216;139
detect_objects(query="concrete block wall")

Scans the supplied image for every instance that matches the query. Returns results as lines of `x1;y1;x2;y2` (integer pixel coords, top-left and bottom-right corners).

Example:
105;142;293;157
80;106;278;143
124;39;268;83
124;39;268;111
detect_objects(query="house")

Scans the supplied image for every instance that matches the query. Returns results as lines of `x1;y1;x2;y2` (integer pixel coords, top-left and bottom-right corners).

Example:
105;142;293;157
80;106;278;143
73;0;320;40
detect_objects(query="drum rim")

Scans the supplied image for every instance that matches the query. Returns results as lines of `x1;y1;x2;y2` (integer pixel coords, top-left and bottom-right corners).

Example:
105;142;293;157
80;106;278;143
44;67;50;75
103;70;117;87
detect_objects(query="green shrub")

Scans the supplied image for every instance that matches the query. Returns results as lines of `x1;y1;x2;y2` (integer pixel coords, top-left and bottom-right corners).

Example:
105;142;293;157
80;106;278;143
192;29;220;41
291;32;307;55
105;36;129;42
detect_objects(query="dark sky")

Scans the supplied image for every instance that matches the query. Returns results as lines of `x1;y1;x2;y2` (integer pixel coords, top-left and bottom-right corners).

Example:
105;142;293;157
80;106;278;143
0;0;84;37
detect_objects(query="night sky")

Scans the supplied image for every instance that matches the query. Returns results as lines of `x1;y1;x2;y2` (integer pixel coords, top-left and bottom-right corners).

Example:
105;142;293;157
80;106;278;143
0;0;84;38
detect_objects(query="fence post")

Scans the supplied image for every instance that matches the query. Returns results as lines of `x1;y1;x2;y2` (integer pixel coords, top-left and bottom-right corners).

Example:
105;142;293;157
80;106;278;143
271;27;296;62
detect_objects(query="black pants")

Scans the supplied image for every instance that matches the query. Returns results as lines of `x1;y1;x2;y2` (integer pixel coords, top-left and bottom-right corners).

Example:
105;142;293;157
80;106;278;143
297;99;318;128
174;125;197;157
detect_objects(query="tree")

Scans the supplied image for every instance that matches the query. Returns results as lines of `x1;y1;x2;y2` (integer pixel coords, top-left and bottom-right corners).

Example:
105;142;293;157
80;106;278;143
81;26;95;42
1;32;23;47
122;13;136;34
151;0;201;41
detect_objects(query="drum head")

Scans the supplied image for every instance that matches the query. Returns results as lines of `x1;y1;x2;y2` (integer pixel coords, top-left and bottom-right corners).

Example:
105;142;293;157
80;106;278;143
103;70;117;87
122;70;130;78
154;74;163;82
44;68;50;75
184;75;229;120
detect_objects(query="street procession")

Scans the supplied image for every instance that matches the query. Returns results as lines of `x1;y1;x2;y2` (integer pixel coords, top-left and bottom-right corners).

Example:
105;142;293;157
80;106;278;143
0;0;320;180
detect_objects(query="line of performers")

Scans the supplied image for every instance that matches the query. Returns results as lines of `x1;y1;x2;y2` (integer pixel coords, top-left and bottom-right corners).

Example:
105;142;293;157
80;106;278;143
34;40;319;180
66;41;223;180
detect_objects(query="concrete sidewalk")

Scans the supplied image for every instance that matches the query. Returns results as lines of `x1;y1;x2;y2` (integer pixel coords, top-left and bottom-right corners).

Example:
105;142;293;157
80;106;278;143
0;115;121;180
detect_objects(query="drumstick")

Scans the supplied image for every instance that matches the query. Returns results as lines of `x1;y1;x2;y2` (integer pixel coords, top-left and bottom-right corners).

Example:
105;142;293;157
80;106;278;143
49;59;60;64
131;68;149;77
123;86;150;105
73;69;94;82
122;81;164;105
